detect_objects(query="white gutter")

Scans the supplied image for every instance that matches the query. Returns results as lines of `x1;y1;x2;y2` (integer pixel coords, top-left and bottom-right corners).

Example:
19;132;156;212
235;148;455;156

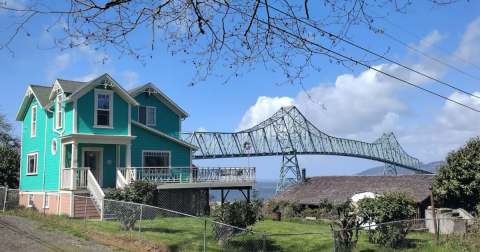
42;113;47;191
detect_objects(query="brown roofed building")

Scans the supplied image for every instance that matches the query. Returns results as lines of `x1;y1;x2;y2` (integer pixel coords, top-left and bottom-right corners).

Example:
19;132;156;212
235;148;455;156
272;174;436;219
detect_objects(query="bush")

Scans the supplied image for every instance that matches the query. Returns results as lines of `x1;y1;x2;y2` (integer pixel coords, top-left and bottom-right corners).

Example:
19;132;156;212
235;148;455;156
104;179;156;230
262;199;303;219
212;200;264;242
325;199;361;251
356;192;417;248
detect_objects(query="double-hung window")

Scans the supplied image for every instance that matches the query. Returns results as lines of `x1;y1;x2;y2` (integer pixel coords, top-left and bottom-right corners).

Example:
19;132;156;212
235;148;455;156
143;151;170;167
27;152;38;175
138;106;156;126
31;105;37;137
94;89;114;127
56;94;62;129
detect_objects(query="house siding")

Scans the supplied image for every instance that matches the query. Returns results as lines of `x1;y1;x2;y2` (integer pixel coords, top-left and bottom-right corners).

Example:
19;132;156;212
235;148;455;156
77;88;129;135
132;94;180;138
77;143;117;188
64;100;73;135
20;98;46;191
44;112;61;191
131;124;190;167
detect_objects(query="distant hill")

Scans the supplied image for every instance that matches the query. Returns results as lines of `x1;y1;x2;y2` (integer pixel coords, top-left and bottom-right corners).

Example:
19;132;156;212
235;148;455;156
356;161;444;175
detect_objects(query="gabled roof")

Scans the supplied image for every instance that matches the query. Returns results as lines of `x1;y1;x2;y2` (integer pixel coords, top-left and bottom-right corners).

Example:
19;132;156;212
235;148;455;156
60;73;139;106
132;120;198;150
128;83;189;118
272;174;435;204
15;85;52;121
48;79;89;99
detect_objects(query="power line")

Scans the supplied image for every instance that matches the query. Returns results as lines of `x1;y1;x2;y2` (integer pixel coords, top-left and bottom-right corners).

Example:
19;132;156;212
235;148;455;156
365;7;480;70
211;0;480;113
256;1;480;100
383;33;480;81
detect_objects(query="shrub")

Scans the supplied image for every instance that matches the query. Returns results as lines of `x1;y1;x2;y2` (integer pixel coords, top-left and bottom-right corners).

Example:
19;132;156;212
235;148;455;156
262;199;303;219
104;179;156;230
356;192;417;248
325;199;361;252
212;200;264;242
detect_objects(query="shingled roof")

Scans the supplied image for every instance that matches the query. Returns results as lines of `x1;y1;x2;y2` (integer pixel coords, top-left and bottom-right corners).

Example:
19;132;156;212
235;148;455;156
272;174;435;205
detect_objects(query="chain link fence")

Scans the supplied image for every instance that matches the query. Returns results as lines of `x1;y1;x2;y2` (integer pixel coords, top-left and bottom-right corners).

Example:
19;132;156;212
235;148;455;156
1;186;479;252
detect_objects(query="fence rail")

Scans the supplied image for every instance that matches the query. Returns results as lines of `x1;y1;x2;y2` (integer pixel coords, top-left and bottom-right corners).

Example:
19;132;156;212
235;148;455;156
1;187;479;252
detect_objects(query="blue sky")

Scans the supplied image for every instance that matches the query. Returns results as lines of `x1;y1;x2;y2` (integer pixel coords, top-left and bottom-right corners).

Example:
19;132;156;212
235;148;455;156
1;1;480;180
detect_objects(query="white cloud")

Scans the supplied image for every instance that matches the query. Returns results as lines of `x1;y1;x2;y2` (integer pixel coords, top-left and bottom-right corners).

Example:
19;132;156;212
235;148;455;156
454;16;480;64
410;30;448;53
121;70;140;90
236;96;294;131
45;52;78;82
196;127;207;132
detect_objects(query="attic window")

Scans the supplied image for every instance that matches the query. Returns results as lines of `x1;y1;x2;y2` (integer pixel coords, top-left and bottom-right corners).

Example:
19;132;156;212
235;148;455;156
94;89;114;128
138;106;155;126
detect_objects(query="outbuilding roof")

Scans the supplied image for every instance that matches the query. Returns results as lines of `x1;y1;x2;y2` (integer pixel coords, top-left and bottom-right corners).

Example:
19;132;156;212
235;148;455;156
272;174;435;205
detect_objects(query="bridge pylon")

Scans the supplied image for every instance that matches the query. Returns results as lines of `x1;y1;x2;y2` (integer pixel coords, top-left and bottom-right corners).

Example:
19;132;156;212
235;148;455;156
276;154;301;194
383;163;397;175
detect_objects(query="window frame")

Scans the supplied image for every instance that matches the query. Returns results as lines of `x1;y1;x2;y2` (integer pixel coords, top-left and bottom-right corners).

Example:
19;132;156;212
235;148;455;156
51;139;57;155
28;194;34;207
55;94;63;129
138;106;156;126
141;150;171;167
94;89;114;128
43;195;49;209
30;105;37;138
26;151;38;175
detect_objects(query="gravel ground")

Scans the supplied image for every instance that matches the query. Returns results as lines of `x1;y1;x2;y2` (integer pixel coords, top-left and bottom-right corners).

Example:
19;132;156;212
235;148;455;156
0;214;119;252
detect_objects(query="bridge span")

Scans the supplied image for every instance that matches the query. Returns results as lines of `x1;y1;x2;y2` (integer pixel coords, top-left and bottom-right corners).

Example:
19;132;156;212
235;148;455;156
182;106;431;193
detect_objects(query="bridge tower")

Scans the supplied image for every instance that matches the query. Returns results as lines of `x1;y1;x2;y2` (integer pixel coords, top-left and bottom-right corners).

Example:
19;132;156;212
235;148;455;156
276;154;301;194
383;163;397;175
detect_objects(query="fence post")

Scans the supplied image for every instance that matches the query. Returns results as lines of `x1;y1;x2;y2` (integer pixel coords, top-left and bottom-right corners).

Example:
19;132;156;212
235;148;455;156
139;205;143;238
203;219;207;252
84;198;88;227
263;231;266;252
332;230;336;252
3;186;8;213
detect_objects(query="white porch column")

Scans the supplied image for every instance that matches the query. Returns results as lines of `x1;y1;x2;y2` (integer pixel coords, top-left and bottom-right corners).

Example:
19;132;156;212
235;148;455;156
125;144;133;181
70;143;78;190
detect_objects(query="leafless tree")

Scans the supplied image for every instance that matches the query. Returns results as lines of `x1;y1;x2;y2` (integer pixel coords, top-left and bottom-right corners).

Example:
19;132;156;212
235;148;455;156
0;0;457;88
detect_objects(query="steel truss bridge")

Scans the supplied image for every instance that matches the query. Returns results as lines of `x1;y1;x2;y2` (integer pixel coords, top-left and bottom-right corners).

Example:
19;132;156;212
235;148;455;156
182;106;431;194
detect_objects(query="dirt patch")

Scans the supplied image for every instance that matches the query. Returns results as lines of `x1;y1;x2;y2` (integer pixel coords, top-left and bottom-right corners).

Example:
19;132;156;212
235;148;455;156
84;230;169;252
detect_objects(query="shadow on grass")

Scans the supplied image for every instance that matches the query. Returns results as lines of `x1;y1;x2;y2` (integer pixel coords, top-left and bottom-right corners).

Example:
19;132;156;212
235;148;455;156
225;239;285;252
132;226;183;234
358;238;429;252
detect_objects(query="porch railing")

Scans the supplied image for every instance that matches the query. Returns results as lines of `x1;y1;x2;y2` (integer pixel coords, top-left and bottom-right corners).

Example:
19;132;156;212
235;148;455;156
61;167;89;190
116;167;256;184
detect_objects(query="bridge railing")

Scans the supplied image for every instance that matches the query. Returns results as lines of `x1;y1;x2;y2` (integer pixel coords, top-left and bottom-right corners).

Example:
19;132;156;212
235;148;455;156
116;167;256;185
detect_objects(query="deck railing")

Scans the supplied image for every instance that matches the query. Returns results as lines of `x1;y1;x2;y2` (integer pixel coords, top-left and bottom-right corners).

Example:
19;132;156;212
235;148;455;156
61;167;89;190
116;167;256;184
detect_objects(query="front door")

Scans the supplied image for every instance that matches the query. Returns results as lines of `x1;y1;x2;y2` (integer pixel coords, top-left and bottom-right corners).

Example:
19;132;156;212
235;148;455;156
84;151;101;186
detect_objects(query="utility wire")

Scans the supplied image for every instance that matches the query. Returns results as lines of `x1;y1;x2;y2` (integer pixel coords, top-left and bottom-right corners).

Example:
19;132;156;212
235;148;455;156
212;0;480;113
383;33;480;81
256;1;480;100
365;7;480;70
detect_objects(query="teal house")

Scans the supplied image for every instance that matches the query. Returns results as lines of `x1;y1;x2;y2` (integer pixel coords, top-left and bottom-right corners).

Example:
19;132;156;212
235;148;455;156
15;74;256;218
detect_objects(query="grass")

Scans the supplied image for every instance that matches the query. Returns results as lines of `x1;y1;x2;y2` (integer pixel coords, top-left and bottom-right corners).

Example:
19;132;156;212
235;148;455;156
3;209;480;252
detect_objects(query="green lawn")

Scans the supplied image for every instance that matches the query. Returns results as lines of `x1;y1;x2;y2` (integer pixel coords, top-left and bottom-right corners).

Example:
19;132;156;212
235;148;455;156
4;210;480;252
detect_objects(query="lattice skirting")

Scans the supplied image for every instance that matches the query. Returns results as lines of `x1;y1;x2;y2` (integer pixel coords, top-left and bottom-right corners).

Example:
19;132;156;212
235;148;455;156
152;188;210;217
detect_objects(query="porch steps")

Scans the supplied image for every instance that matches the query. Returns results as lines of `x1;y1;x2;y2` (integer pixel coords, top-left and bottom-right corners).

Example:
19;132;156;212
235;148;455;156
74;194;101;220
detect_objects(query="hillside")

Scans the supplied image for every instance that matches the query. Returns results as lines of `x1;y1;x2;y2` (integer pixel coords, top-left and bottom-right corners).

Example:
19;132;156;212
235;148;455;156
356;161;444;175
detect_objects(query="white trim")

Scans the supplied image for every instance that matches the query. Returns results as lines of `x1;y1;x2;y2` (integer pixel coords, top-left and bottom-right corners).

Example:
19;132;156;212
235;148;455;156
64;74;139;106
30;105;37;138
94;89;114;128
48;80;64;100
70;193;74;217
82;147;104;187
137;105;156;126
58;143;65;192
59;134;136;145
28;194;34;207
128;103;131;136
19;121;23;189
55;94;63;129
141;150;171;167
131;120;198;150
42;113;47;191
129;83;189;118
15;86;47;121
51;138;58;155
26;151;39;175
73;99;77;133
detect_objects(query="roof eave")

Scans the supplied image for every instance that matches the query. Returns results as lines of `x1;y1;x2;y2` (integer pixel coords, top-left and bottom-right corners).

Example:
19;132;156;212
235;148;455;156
130;83;189;118
131;120;198;150
15;86;45;121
